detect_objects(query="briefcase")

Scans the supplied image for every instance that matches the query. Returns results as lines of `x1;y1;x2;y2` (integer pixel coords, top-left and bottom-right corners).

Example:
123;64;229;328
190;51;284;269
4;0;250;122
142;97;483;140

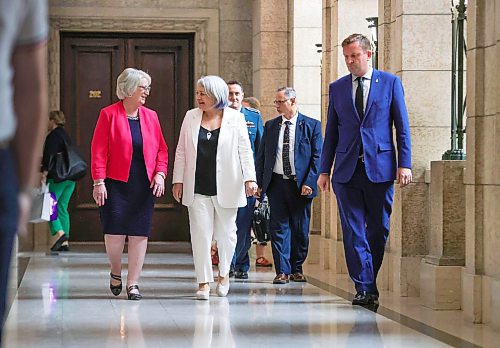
252;197;271;243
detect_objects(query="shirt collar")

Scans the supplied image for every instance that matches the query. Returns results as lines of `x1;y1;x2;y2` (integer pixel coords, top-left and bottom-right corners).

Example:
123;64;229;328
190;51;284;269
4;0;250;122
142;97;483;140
282;111;298;125
351;67;374;83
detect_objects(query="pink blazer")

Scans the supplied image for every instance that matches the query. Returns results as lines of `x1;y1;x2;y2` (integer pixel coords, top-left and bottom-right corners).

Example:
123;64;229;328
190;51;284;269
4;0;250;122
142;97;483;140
91;101;168;182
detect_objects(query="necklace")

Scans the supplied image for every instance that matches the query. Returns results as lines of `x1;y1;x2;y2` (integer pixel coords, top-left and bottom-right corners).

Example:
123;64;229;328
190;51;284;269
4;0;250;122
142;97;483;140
206;131;212;140
127;114;139;121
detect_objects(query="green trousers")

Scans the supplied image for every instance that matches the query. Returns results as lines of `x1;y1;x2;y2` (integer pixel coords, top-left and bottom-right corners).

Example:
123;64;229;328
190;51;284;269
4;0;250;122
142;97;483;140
48;179;76;236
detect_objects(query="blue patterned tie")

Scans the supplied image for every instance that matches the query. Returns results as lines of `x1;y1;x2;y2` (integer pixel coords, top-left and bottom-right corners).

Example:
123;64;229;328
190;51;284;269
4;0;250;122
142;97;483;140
282;121;292;177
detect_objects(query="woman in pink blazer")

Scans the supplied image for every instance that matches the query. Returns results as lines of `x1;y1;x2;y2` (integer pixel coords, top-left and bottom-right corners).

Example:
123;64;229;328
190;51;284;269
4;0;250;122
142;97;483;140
172;75;257;300
91;68;168;300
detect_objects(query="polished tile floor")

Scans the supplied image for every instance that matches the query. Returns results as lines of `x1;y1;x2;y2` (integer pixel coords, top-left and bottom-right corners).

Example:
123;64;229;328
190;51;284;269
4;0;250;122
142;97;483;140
4;243;451;347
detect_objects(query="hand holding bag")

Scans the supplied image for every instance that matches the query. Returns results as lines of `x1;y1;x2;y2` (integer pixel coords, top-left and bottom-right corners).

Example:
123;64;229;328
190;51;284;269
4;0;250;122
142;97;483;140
48;138;87;182
29;183;58;223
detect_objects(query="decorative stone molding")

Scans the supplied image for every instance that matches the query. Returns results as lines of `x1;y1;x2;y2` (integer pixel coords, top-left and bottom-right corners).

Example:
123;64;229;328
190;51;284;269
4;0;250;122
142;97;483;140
49;10;217;109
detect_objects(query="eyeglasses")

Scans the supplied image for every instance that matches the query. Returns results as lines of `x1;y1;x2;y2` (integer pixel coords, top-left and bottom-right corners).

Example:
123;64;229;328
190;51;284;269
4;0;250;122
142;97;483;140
138;85;151;92
273;99;289;105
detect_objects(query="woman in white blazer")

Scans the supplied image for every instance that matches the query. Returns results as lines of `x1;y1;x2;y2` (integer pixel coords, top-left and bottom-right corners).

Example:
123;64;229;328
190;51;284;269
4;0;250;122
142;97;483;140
172;75;257;300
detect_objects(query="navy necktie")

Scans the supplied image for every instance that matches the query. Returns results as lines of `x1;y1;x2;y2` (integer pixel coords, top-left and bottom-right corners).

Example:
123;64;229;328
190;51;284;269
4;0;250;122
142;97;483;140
355;76;364;121
282;121;292;177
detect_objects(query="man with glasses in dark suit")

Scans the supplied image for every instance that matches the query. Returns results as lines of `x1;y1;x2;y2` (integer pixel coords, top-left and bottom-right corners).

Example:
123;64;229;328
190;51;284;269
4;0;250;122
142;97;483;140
256;87;322;284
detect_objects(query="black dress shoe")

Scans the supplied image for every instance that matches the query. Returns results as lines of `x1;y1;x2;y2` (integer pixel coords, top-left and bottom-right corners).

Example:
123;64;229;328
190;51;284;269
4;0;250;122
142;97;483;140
50;235;68;251
352;291;379;306
110;273;122;296
126;285;142;300
234;271;248;279
273;273;289;284
290;272;307;282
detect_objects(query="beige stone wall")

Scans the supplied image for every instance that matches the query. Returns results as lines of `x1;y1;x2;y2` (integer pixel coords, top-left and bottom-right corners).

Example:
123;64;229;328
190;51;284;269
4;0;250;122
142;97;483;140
290;0;322;121
462;0;500;327
380;0;452;297
219;0;254;94
252;0;289;121
48;0;254;95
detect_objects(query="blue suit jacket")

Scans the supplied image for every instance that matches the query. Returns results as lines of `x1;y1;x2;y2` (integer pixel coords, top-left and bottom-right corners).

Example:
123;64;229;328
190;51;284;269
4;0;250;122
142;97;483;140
320;69;412;183
241;106;264;162
256;112;323;198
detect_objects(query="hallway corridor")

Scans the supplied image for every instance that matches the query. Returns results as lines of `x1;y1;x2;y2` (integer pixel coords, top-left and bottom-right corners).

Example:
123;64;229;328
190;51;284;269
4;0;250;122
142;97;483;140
4;243;451;347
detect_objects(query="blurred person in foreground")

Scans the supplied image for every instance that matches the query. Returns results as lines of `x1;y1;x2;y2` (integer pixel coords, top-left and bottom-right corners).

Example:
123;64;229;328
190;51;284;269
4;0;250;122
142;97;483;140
0;0;49;343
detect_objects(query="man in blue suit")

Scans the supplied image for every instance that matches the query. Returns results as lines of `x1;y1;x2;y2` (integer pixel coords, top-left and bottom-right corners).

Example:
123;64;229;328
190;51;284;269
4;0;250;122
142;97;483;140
227;80;264;279
256;87;322;284
318;34;412;306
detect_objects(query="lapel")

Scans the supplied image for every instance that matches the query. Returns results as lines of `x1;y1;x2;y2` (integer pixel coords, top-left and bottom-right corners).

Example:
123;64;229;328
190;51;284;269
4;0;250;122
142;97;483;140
294;113;305;156
364;69;380;118
268;117;281;158
218;107;234;151
191;108;202;149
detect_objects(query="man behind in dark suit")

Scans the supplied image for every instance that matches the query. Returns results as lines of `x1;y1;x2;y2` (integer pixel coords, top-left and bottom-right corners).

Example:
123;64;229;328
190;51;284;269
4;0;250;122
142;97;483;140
256;87;322;284
317;34;412;306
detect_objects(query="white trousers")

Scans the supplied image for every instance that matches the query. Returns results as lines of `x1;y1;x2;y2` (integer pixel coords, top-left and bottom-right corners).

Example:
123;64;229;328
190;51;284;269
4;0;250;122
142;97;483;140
188;194;238;283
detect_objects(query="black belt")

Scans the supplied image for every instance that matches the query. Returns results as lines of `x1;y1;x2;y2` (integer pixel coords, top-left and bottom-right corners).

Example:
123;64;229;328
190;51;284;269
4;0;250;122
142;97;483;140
272;172;296;181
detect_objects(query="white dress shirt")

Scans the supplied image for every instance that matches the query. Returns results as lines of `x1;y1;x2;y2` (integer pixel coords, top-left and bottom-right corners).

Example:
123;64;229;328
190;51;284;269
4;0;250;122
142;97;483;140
273;112;298;176
351;67;373;115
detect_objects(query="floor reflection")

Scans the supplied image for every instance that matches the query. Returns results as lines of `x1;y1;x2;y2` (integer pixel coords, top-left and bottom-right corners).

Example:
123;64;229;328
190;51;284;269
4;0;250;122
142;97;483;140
193;298;234;348
4;245;456;348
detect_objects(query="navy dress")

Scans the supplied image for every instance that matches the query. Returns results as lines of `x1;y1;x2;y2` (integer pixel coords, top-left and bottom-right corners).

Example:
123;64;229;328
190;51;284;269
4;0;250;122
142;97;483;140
99;118;154;237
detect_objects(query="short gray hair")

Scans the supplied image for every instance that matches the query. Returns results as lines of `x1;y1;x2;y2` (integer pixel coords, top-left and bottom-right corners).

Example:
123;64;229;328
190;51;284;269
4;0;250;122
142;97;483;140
116;68;151;100
276;87;297;100
197;75;229;109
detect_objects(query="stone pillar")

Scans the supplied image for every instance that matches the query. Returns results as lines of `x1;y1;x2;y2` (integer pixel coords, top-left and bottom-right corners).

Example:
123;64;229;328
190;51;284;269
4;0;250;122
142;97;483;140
381;0;452;297
289;0;323;261
219;0;254;94
252;0;289;122
314;0;377;275
420;160;465;309
462;0;500;327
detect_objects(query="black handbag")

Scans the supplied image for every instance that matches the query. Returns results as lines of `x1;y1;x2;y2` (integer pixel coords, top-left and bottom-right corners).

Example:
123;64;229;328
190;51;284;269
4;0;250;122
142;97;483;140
48;139;87;182
252;197;271;243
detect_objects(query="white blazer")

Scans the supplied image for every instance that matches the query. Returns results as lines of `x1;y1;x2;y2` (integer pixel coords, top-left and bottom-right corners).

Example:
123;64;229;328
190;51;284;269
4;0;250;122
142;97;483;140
172;107;256;208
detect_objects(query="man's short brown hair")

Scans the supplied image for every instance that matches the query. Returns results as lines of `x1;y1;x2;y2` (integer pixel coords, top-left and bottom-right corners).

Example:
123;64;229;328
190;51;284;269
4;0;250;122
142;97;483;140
341;33;372;52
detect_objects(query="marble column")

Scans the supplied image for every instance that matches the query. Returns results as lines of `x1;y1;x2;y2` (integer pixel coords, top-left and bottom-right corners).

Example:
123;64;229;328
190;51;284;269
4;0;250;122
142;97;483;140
252;0;289;122
381;0;452;297
420;160;465;310
313;0;377;274
462;0;500;327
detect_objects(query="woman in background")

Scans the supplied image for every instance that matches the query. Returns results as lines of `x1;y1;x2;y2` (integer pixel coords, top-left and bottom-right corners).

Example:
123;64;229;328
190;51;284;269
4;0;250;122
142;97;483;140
41;110;76;252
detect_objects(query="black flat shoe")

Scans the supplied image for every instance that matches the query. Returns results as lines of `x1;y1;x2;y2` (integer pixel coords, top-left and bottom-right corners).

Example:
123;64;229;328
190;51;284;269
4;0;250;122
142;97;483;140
110;273;122;296
352;291;379;306
50;235;68;251
127;284;142;301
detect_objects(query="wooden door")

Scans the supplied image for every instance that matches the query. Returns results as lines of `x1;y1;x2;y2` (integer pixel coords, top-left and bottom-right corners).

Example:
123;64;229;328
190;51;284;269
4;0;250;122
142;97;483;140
60;33;193;242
